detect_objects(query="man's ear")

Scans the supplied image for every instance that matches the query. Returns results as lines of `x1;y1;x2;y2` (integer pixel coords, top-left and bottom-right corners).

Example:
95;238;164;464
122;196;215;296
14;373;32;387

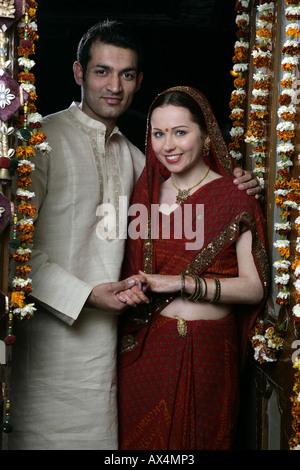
73;61;84;86
135;72;143;92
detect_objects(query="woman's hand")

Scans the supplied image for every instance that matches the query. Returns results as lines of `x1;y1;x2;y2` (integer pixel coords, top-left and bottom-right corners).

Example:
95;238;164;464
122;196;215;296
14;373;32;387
137;271;181;294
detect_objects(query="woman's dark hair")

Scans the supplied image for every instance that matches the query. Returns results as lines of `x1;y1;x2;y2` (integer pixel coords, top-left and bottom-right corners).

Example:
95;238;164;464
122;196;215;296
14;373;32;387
77;19;144;78
150;91;207;133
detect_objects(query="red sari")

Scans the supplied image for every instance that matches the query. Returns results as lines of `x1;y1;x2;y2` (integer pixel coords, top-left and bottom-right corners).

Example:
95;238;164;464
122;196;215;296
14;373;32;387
118;87;269;450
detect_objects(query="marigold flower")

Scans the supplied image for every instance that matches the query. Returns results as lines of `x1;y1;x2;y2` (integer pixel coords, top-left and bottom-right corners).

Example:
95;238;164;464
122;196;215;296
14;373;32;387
18;72;36;84
18;202;36;217
286;26;299;37
29;131;46;146
13;251;31;263
16;176;32;188
18;233;34;244
277;130;295;141
18;44;35;57
11;291;26;308
16;164;33;177
16;265;32;277
233;77;246;88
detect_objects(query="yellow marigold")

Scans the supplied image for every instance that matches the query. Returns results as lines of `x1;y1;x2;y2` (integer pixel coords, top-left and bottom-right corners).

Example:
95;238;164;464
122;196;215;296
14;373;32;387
292;259;300;270
16;265;32;277
277;130;295;141
29;131;46;146
257;28;273;38
277;246;290;258
275;196;286;208
282;63;297;71
13;251;31;263
281;80;294;88
290;179;300;191
280;210;291;219
28;7;37;19
16;145;35;159
286;26;299;37
281;112;296;121
11;291;25;308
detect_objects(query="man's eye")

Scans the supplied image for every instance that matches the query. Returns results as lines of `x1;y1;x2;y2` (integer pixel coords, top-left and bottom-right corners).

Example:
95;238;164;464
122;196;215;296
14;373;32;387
123;72;135;80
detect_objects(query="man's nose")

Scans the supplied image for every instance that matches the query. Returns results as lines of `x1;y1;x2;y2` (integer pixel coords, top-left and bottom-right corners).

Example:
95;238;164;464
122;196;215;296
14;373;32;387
107;73;122;93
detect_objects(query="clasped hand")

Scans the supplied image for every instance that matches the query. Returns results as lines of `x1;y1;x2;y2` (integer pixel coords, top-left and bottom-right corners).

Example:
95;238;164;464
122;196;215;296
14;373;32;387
116;271;181;308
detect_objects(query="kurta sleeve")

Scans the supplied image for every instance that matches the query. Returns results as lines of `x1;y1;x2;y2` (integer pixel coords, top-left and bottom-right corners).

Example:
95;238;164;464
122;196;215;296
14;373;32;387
29;145;93;325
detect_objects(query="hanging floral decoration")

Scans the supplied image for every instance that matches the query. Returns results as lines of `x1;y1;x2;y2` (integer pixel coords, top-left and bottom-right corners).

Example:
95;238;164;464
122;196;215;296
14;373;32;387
289;353;300;450
249;319;286;364
243;0;275;190
9;0;50;321
228;0;251;163
279;0;300;451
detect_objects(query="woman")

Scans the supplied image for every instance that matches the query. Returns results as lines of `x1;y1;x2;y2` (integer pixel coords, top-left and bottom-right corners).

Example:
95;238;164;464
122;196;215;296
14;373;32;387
117;86;269;450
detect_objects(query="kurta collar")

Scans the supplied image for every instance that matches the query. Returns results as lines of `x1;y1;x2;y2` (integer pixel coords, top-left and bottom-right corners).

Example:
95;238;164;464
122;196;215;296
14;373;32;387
69;101;119;137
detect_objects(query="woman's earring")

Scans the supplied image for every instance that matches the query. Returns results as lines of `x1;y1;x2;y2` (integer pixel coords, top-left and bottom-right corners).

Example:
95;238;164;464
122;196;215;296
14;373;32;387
203;138;210;156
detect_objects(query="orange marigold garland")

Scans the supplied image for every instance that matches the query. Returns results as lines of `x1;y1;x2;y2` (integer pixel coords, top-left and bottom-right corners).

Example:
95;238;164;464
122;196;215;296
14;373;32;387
283;0;300;451
229;0;251;163
244;0;275;190
10;2;51;320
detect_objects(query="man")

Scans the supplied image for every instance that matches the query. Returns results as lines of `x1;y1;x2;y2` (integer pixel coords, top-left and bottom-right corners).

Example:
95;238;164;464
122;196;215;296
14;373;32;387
8;20;260;450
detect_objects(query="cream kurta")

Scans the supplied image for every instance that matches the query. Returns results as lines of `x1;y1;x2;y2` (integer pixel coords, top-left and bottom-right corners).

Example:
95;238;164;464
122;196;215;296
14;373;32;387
8;103;145;450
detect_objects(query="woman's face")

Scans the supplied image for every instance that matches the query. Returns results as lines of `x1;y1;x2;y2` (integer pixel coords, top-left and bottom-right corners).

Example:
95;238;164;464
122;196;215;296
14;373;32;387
150;105;207;176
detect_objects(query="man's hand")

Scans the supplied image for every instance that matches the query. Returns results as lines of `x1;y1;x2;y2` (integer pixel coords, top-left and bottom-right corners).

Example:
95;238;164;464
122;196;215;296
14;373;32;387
87;276;149;314
233;167;262;199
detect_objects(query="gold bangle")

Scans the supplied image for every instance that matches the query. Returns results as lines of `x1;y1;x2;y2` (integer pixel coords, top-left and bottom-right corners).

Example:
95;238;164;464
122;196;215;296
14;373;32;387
210;278;221;303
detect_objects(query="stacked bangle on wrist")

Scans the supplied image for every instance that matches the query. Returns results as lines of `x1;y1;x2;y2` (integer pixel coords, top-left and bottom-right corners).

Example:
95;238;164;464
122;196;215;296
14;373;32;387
185;274;205;301
210;277;221;303
180;274;221;303
180;272;185;297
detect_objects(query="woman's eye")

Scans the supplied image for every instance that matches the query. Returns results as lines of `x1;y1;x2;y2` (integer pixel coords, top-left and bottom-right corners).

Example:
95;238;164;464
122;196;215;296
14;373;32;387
153;131;164;138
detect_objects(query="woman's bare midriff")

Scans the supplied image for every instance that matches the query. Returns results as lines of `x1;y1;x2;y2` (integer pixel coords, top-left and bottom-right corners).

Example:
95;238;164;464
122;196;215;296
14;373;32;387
159;296;232;321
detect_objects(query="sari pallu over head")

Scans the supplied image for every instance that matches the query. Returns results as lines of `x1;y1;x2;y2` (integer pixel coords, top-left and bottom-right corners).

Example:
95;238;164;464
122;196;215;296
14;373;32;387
120;86;269;368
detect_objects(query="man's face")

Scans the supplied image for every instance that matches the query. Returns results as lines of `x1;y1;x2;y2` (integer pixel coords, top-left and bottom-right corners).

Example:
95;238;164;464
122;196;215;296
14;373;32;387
74;41;143;128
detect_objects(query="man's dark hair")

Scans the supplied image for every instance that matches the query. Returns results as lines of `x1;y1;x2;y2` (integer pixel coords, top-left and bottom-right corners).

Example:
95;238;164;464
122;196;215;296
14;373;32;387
77;19;143;78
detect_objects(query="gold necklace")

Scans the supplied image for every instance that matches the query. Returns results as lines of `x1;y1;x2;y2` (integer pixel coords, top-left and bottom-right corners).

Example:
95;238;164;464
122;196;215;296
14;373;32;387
170;166;210;205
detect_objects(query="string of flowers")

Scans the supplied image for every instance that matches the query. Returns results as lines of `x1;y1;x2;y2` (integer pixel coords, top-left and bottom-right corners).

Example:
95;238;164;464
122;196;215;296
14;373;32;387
244;0;275;190
276;0;300;451
249;319;286;364
9;0;50;320
228;0;251;163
